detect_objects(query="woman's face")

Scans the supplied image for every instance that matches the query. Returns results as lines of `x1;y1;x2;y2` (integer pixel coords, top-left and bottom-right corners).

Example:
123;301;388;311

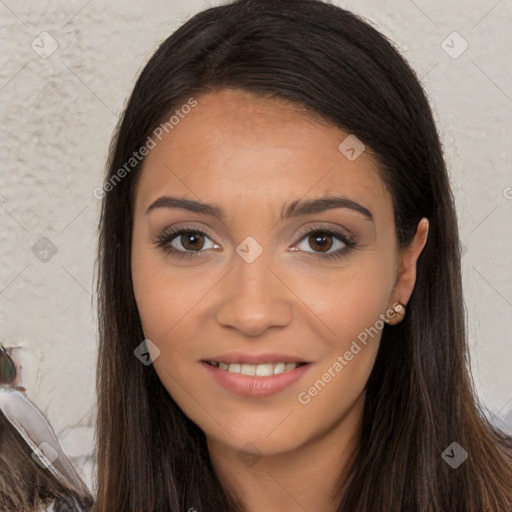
131;88;426;458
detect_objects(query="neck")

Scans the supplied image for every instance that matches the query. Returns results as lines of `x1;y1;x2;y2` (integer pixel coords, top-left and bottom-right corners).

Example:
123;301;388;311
207;393;364;512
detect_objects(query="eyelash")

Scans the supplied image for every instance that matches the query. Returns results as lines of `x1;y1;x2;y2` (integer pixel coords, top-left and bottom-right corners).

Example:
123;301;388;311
151;225;357;261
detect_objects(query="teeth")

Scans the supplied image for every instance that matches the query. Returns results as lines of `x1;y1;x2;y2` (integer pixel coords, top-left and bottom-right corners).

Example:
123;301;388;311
228;363;241;373
255;363;273;377
240;363;256;376
212;361;301;376
273;362;286;375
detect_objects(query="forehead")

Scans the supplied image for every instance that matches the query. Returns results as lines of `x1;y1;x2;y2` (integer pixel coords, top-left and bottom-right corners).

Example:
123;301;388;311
134;88;390;217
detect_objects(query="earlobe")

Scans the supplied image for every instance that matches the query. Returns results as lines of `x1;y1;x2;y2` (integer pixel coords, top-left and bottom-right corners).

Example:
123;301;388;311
388;218;429;314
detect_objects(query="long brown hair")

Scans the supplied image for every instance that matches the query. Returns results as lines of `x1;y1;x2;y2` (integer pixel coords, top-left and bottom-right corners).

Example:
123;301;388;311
93;0;512;510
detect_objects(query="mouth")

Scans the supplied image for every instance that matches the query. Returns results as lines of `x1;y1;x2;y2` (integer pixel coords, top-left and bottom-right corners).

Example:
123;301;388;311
205;360;309;377
201;359;313;398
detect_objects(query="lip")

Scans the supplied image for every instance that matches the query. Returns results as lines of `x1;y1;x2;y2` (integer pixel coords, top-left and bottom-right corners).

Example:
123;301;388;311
203;351;310;365
200;360;313;398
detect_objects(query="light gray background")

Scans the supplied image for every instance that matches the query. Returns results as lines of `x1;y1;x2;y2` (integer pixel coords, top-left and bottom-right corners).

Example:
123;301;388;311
1;0;511;493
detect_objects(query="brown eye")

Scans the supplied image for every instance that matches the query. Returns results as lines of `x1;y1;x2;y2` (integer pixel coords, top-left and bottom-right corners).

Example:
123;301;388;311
152;227;220;259
293;227;356;260
179;232;206;252
307;232;334;253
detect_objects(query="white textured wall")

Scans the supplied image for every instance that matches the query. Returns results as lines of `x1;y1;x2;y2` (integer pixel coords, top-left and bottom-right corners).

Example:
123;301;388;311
1;0;511;493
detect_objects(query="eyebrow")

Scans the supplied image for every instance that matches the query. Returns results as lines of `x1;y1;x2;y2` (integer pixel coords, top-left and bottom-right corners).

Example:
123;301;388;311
145;195;374;222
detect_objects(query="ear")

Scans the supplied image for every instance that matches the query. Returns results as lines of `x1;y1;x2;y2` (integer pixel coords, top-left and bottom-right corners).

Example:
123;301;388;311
389;218;429;306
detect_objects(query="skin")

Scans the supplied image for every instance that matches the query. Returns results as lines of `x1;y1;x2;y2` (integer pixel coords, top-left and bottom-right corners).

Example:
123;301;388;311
131;88;429;512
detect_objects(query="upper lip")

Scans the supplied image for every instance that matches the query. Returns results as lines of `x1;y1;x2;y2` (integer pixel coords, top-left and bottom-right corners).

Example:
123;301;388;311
203;352;310;365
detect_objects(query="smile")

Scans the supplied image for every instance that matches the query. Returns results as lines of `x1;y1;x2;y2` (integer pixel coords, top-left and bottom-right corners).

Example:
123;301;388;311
206;360;306;376
202;360;312;398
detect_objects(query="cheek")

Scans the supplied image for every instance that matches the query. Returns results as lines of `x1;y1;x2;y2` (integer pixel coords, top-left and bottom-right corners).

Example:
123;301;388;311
286;253;395;348
131;238;213;342
285;270;390;443
280;255;393;408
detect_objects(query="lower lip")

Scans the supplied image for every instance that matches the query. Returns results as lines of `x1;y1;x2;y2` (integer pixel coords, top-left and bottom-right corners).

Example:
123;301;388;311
201;362;313;398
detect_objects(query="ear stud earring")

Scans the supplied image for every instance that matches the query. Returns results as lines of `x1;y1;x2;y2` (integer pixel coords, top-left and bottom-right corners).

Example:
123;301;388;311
385;302;406;325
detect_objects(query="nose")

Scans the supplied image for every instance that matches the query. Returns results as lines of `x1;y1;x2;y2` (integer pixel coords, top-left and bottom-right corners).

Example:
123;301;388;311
215;250;293;337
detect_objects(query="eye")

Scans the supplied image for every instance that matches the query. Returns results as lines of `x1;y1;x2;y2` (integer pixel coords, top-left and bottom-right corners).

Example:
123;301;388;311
293;227;357;260
151;226;219;259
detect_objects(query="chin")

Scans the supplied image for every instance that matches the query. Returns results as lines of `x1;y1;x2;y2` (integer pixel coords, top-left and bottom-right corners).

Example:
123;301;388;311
202;414;309;456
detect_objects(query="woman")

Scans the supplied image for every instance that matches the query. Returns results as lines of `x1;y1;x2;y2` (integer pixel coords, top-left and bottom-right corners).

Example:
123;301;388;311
96;0;509;510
